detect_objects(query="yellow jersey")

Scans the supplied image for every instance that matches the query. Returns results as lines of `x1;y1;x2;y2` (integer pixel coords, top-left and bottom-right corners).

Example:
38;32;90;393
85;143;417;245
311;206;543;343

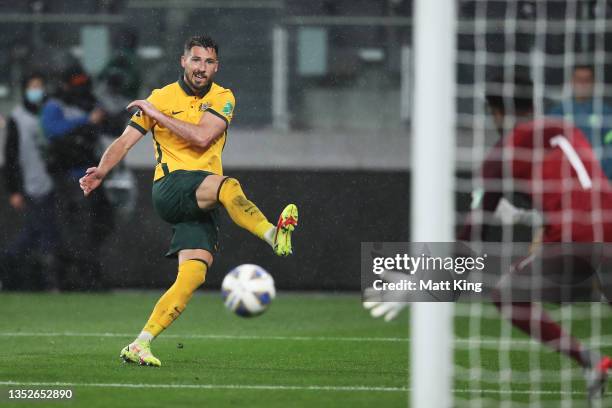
128;76;235;181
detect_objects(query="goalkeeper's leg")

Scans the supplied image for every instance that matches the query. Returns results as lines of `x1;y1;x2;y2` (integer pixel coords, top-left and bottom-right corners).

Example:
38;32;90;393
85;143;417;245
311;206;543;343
195;175;298;256
492;250;612;403
493;251;603;368
493;299;612;403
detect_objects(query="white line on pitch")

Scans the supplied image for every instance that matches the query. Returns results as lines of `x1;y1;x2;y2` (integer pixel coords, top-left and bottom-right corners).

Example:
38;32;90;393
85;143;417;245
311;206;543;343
0;381;405;393
0;332;610;348
0;381;586;396
0;332;407;342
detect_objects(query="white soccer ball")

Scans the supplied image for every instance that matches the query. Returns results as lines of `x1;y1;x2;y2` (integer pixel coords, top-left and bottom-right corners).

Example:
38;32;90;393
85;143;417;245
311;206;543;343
221;264;276;317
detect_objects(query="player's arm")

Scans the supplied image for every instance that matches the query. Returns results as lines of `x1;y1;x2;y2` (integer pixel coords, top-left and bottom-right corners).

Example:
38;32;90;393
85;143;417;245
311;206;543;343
459;127;539;240
458;140;505;240
79;125;144;196
126;99;226;149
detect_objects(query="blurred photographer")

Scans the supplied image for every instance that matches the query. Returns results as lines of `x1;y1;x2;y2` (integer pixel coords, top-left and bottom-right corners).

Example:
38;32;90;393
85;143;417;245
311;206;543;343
41;65;114;290
1;72;59;290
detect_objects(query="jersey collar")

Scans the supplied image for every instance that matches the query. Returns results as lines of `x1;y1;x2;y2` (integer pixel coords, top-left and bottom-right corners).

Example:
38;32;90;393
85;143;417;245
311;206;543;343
178;75;212;98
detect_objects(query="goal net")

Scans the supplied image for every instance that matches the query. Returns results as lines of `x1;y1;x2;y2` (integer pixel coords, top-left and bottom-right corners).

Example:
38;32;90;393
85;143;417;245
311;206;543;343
452;1;612;407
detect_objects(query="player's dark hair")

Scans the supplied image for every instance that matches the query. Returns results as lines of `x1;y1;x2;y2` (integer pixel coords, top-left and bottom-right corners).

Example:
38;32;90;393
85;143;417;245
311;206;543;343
184;35;219;56
485;75;534;115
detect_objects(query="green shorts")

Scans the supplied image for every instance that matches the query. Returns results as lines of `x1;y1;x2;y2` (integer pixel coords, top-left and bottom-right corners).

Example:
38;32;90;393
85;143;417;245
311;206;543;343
152;170;221;258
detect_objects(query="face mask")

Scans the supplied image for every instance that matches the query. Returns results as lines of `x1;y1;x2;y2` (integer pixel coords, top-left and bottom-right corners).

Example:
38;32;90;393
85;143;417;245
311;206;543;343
25;88;44;104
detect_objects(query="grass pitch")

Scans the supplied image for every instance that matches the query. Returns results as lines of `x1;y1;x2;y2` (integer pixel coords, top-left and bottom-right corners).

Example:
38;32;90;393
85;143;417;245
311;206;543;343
0;292;408;408
1;292;611;407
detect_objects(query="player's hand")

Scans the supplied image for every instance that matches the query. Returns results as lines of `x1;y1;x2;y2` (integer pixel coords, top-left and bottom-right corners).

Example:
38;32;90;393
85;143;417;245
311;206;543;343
362;270;410;322
494;197;543;226
494;197;521;224
127;99;159;120
79;167;105;196
9;193;25;210
363;297;408;322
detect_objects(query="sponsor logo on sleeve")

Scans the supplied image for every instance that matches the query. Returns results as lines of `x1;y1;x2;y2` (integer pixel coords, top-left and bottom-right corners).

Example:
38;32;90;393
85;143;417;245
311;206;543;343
222;101;233;116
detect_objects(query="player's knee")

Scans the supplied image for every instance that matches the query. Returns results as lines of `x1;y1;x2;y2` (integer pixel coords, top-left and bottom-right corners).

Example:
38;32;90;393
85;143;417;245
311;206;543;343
196;174;227;205
193;269;206;287
218;177;247;207
178;259;207;290
220;177;241;194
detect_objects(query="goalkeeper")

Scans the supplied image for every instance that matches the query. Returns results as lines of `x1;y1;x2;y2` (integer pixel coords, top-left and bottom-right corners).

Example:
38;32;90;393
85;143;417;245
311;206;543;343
462;77;612;403
79;35;299;367
365;76;612;404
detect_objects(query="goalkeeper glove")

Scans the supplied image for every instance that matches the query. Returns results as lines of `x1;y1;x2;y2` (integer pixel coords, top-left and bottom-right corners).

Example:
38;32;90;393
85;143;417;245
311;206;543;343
494;197;542;226
362;270;410;322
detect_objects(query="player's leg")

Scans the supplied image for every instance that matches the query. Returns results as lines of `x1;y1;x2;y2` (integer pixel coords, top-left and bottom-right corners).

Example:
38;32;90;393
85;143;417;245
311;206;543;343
492;249;612;402
195;174;298;256
493;296;612;402
121;249;211;367
142;250;211;336
195;175;273;239
122;172;219;366
493;250;600;366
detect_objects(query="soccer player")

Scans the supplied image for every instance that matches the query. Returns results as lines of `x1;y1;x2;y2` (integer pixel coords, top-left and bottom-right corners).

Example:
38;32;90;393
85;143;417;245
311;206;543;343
79;35;298;367
461;77;612;403
364;76;612;403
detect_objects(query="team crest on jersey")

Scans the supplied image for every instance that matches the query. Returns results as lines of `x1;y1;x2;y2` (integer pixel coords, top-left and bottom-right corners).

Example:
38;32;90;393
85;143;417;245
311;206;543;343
199;102;211;112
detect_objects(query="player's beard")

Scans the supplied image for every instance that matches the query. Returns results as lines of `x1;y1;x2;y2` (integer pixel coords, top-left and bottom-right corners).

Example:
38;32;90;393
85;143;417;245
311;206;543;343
185;70;210;92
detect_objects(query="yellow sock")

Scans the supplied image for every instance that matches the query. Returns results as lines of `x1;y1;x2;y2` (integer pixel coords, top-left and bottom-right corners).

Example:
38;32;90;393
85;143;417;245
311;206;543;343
142;259;207;338
218;178;274;240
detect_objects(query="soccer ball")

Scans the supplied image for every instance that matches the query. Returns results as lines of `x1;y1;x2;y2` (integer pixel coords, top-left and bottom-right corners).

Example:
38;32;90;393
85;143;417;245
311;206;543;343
221;264;276;317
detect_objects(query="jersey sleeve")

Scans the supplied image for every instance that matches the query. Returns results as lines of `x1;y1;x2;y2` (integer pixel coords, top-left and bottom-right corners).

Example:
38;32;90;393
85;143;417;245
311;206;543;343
127;89;163;135
206;90;235;129
506;125;534;180
457;138;505;241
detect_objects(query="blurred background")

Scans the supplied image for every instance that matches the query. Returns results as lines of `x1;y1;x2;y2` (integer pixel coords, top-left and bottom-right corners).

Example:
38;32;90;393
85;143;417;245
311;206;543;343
1;0;612;293
0;0;413;292
2;2;612;406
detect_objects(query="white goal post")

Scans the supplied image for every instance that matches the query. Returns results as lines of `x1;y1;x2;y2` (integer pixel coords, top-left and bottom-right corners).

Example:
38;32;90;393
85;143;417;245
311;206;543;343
410;0;456;407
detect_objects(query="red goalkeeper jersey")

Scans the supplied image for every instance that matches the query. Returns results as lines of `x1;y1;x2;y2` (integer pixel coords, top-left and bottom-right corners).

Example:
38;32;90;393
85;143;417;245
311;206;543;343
465;118;612;242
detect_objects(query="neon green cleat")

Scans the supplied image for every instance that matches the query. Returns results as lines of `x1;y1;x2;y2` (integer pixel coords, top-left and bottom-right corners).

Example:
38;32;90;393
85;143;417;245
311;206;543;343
273;204;298;257
120;340;161;367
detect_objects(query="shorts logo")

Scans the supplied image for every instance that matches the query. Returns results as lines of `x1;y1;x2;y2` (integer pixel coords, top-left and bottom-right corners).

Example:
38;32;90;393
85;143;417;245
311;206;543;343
222;101;233;116
199;102;211;112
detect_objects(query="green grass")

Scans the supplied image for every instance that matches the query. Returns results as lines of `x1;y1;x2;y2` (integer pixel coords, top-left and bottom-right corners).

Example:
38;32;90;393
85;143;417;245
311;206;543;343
1;293;611;407
0;292;409;408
